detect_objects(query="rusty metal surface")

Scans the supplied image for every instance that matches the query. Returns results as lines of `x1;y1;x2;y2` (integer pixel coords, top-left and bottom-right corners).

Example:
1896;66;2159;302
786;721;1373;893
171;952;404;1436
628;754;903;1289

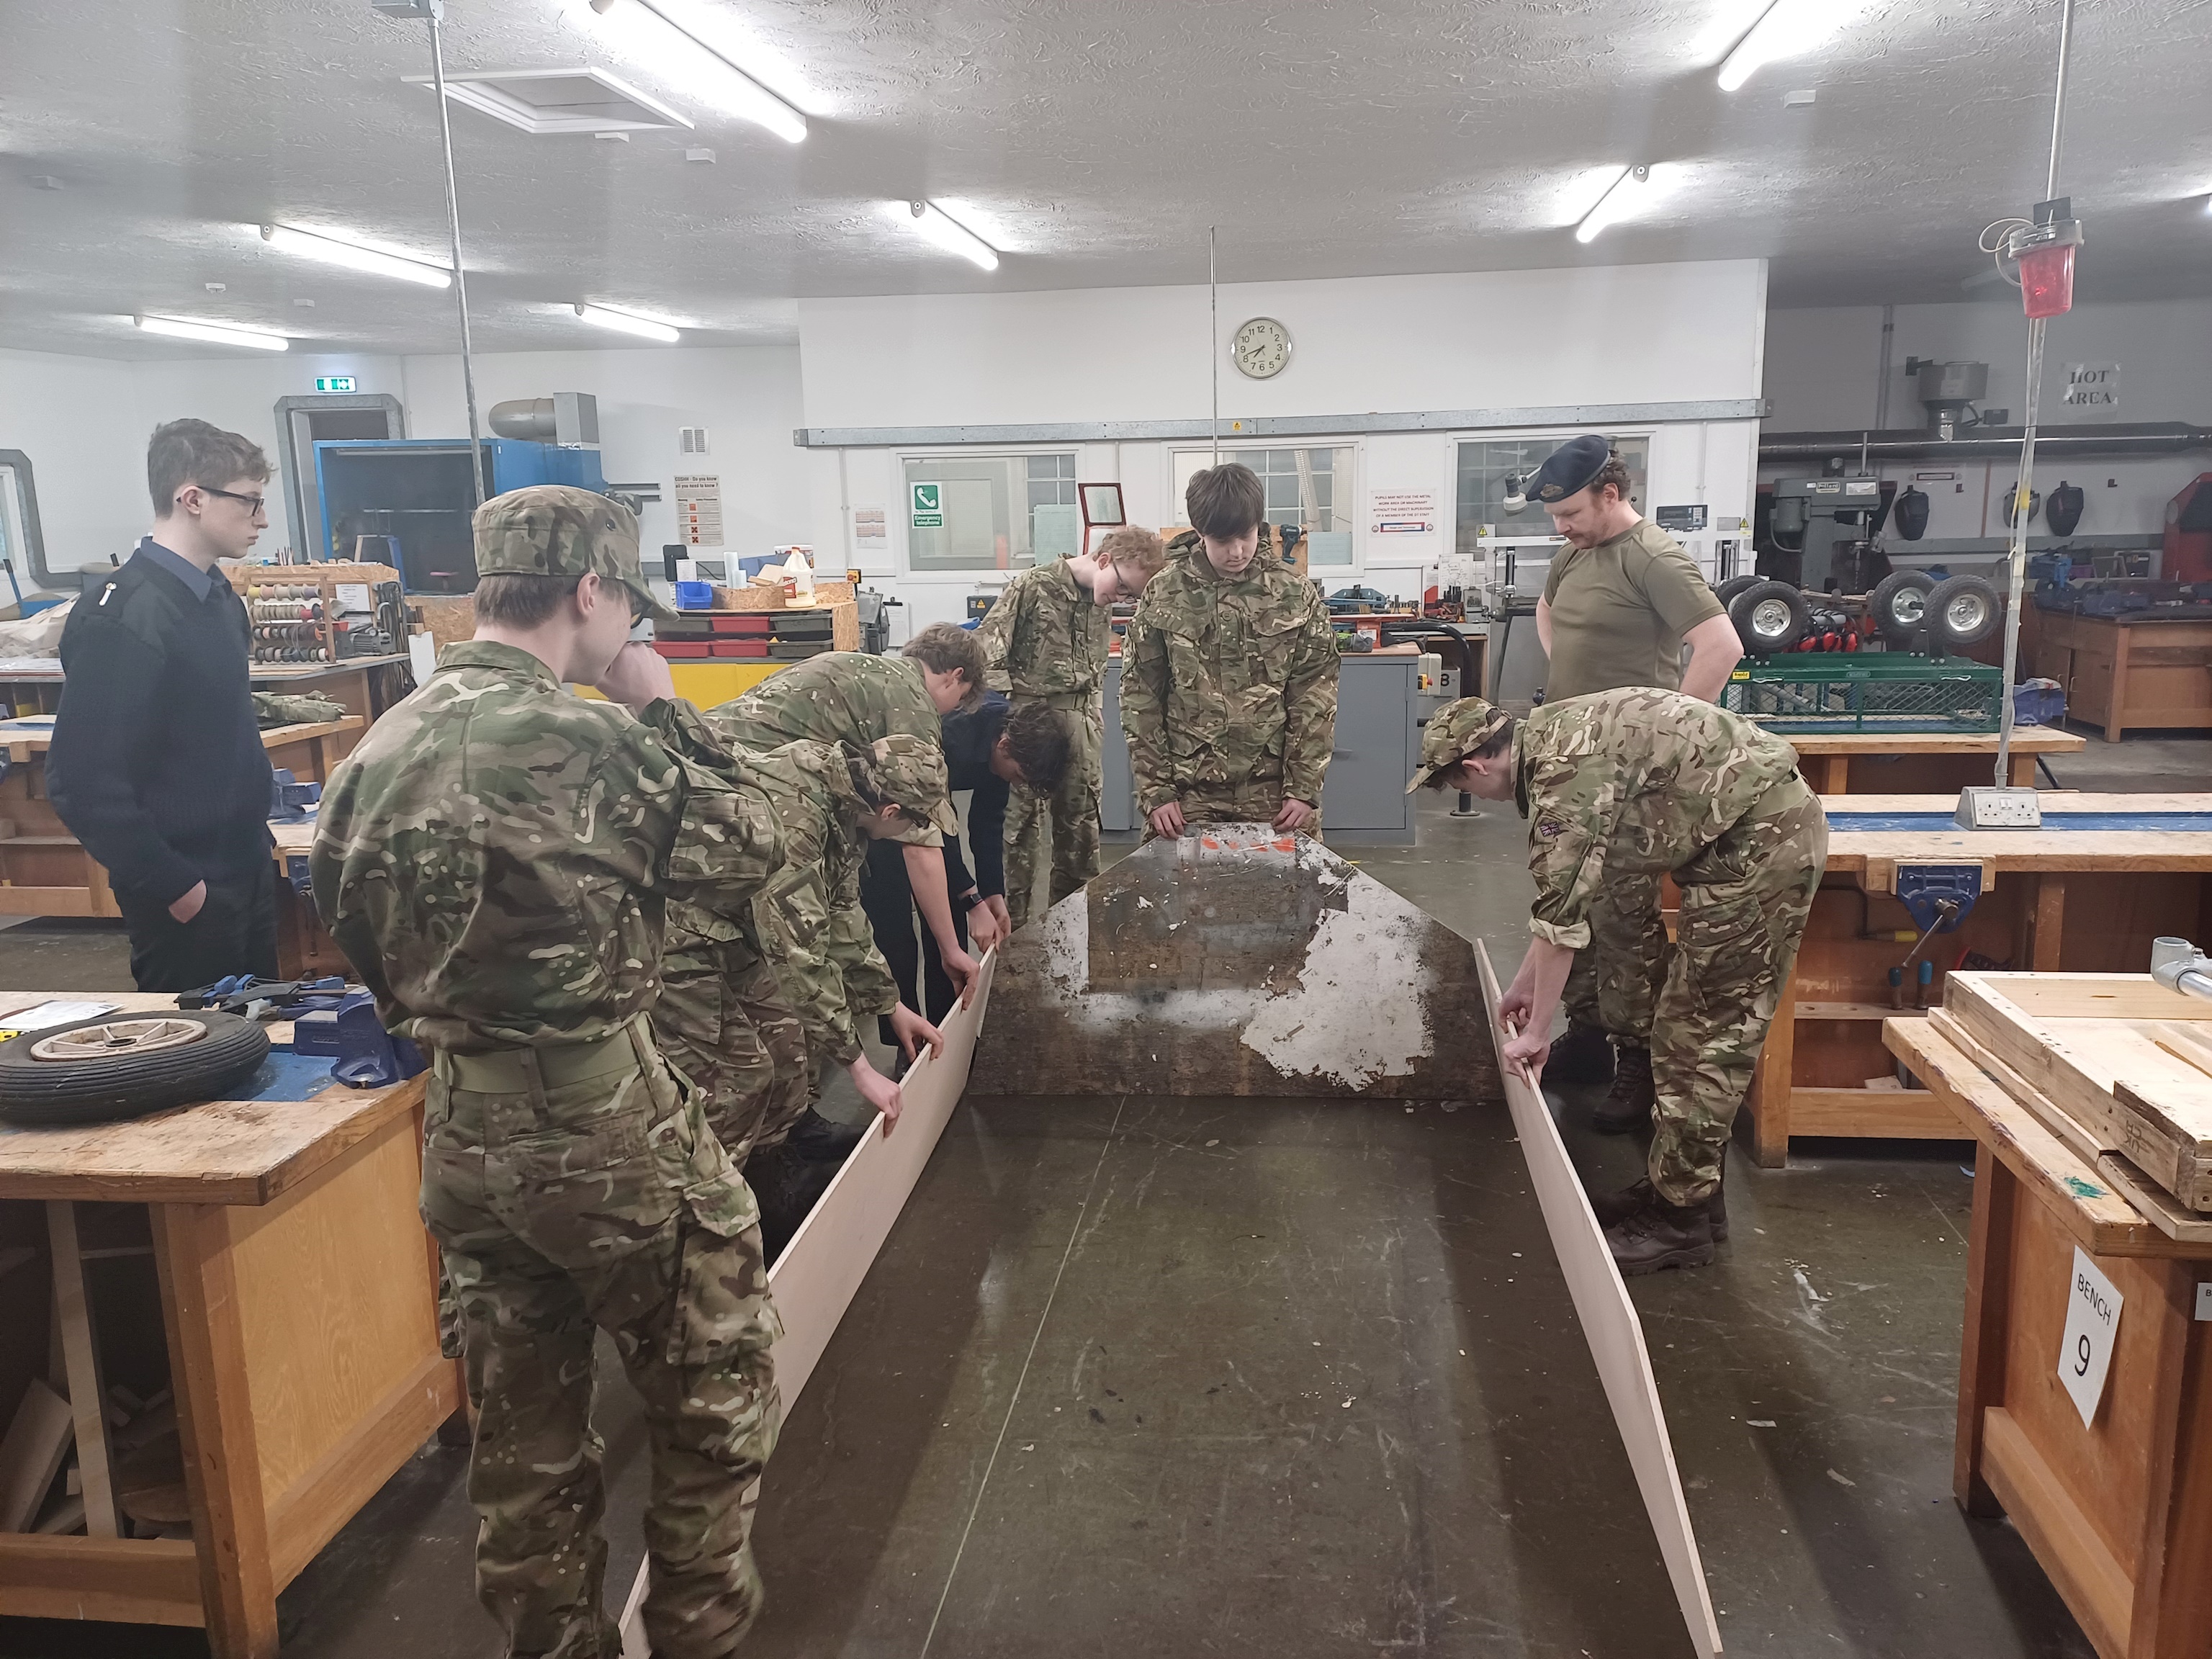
972;826;1501;1101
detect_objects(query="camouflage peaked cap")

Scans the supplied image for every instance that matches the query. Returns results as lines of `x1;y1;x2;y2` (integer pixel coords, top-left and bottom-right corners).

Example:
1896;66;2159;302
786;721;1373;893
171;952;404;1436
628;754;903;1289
472;485;675;623
1406;697;1514;793
853;734;958;840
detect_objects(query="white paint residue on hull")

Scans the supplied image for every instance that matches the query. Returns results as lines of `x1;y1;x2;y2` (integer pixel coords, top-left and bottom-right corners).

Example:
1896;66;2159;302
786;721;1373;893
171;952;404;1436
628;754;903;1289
1238;907;1430;1087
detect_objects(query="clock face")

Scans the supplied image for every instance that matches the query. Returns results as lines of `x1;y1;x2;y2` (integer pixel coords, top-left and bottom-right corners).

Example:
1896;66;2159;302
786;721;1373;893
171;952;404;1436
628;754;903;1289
1232;315;1292;379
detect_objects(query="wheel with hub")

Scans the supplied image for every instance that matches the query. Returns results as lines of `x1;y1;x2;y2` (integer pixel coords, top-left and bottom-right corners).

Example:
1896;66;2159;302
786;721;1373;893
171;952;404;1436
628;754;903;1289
1727;580;1812;656
0;1011;270;1125
1868;570;1936;646
1926;573;2000;648
1714;575;1763;608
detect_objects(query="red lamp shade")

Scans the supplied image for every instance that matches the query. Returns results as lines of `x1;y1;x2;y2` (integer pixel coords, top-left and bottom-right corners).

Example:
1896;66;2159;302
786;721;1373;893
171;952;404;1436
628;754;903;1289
2019;243;2076;319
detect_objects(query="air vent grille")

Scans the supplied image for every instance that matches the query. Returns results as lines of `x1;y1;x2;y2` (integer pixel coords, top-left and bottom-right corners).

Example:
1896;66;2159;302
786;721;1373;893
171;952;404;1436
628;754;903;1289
404;67;692;135
680;427;710;455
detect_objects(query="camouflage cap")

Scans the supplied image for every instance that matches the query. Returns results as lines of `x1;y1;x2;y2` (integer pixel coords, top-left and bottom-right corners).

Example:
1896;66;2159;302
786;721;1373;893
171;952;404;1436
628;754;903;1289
857;733;958;841
471;485;675;623
1406;697;1514;793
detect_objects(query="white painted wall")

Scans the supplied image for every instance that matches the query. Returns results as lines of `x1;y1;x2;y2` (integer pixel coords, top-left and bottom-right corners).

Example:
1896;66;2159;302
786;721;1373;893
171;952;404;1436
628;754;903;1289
0;347;155;580
1762;297;2212;541
799;260;1770;628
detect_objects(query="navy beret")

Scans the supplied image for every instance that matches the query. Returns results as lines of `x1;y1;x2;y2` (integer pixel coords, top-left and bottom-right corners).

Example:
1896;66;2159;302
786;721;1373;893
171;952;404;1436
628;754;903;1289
1525;433;1614;505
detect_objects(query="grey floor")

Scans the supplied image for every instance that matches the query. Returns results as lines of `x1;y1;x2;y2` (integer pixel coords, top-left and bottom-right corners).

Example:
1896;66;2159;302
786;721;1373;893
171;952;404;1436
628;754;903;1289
3;724;2206;1658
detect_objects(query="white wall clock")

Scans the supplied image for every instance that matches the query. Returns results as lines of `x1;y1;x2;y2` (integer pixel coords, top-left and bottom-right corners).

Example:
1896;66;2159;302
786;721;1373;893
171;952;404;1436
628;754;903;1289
1231;315;1292;379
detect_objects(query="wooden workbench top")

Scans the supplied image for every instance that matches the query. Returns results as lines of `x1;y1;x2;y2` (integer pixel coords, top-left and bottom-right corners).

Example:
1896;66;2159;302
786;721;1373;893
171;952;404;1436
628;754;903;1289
1786;727;2084;756
1818;792;2212;878
0;991;421;1207
0;716;362;758
0;655;408;683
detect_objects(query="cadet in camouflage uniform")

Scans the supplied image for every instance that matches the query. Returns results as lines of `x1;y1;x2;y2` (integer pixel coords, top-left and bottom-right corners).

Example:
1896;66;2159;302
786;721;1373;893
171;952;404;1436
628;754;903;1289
978;526;1170;926
707;627;984;999
1122;464;1339;839
312;486;783;1658
1410;690;1825;1274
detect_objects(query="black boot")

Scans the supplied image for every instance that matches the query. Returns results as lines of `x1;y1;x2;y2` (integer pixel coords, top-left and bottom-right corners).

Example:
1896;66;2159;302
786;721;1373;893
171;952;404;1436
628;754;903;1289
786;1106;869;1164
1603;1190;1718;1275
1591;1174;1727;1243
745;1141;844;1266
1590;1043;1655;1134
1546;1021;1616;1085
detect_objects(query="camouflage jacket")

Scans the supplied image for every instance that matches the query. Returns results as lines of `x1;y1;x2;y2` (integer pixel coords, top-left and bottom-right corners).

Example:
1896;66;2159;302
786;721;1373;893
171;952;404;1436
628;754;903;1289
745;740;900;1067
1120;529;1340;810
251;691;348;729
1516;686;1802;950
704;652;945;847
310;640;783;1051
976;559;1107;705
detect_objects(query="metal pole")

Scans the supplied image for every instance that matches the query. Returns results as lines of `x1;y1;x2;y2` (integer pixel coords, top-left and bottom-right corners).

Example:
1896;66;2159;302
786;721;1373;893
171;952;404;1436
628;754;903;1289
1874;303;1894;430
1995;0;2076;789
1209;226;1220;467
427;8;484;509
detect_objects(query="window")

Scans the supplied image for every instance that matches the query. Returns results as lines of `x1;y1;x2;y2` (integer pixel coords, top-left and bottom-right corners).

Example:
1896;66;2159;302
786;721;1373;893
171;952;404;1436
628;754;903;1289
1455;436;1650;555
903;452;1078;572
1170;445;1355;565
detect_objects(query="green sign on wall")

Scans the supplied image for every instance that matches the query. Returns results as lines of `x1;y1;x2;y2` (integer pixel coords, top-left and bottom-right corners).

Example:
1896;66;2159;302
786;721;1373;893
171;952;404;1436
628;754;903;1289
910;481;943;529
314;375;357;393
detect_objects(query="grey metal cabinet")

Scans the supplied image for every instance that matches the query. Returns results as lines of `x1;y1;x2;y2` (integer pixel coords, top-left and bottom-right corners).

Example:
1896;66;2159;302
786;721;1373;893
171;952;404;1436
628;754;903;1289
1098;656;1421;845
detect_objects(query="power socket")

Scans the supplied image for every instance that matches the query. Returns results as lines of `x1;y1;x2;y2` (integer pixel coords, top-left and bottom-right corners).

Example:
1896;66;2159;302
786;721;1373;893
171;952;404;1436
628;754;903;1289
1955;786;2044;830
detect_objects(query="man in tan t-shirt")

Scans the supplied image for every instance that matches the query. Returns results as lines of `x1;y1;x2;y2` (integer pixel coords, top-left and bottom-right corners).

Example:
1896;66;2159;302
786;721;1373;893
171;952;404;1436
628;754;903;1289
1527;435;1744;1130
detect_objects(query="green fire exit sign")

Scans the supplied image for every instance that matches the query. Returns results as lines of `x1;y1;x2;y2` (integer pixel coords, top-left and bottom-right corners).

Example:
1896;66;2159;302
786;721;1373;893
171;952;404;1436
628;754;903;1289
315;375;357;393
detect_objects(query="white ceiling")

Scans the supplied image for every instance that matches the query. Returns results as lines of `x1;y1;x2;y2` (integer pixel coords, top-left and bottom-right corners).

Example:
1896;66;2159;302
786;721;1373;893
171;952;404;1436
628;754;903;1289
3;0;2208;362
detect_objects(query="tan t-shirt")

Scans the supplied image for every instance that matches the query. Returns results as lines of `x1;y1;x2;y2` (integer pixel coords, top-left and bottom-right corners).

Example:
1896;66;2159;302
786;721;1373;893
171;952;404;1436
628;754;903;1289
1539;519;1725;701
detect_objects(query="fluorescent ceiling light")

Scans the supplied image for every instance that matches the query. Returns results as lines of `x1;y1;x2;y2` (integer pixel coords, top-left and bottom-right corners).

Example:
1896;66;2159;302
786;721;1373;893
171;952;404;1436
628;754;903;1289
574;303;682;343
261;223;451;288
1575;166;1650;243
1717;0;1843;91
577;0;806;143
894;201;1000;271
135;314;289;351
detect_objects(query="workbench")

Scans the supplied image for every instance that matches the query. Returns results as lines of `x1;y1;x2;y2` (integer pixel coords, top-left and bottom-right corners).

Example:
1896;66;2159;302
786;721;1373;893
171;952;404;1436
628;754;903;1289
1786;726;2085;795
2025;607;2212;740
0;719;364;922
1741;796;2212;1166
1885;1006;2212;1659
0;990;457;1658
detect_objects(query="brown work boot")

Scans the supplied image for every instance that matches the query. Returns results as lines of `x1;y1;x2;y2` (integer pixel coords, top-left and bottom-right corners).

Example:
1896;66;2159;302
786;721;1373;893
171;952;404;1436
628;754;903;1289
1591;1174;1727;1242
1603;1190;1717;1276
1546;1021;1615;1084
1590;1043;1655;1133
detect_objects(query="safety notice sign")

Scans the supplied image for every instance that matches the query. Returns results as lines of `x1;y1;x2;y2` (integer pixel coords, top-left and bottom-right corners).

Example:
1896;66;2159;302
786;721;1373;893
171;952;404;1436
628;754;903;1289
911;481;943;529
675;475;723;547
1369;490;1437;535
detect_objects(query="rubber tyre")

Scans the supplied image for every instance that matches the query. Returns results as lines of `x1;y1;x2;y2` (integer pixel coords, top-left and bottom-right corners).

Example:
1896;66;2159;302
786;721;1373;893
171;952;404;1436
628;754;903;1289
1869;570;1936;647
1927;573;2001;649
1727;580;1812;657
1714;575;1763;608
0;1012;270;1126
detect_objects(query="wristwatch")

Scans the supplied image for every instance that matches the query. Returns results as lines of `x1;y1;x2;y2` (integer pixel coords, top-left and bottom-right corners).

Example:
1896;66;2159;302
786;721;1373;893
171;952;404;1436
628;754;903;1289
959;890;987;912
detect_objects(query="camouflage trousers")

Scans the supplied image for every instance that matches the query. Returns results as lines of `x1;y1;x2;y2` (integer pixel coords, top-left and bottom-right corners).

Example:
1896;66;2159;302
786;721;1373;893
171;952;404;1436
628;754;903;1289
1005;693;1102;928
421;1020;781;1659
1647;777;1828;1207
1560;871;1669;1045
655;939;811;1165
1138;778;1322;843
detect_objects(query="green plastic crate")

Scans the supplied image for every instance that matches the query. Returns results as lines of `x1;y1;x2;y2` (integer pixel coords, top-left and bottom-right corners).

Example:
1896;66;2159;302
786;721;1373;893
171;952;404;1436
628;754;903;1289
1720;655;2004;734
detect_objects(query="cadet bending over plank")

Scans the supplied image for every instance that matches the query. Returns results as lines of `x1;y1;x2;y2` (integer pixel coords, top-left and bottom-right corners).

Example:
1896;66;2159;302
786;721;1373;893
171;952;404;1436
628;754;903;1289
1408;691;1826;1274
313;487;783;1657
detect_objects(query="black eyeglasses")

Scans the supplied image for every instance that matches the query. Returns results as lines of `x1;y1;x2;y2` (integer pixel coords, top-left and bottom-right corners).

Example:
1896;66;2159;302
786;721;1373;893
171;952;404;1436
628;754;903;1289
200;487;268;516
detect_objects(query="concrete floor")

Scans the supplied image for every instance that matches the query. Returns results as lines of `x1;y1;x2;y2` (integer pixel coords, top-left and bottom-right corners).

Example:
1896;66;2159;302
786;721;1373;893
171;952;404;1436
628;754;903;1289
4;730;2208;1658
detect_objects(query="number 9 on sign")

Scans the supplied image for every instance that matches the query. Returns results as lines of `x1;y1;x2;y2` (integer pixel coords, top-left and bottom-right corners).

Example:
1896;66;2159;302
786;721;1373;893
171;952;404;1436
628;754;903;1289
2056;1246;2123;1429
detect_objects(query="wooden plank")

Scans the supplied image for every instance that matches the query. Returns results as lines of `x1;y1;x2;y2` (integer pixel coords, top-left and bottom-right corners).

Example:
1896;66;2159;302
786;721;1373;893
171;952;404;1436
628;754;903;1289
153;1202;279;1659
2031;874;2067;974
1823;794;2212;815
1889;1020;2194;1257
1476;940;1722;1659
1789;729;2085;755
1954;1140;2015;1515
1982;1406;2136;1659
0;1377;71;1532
1920;1011;2212;1251
765;950;997;1407
45;1200;118;1537
1748;963;1797;1168
1783;1084;1959;1138
1974;975;2211;1022
0;1534;202;1625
